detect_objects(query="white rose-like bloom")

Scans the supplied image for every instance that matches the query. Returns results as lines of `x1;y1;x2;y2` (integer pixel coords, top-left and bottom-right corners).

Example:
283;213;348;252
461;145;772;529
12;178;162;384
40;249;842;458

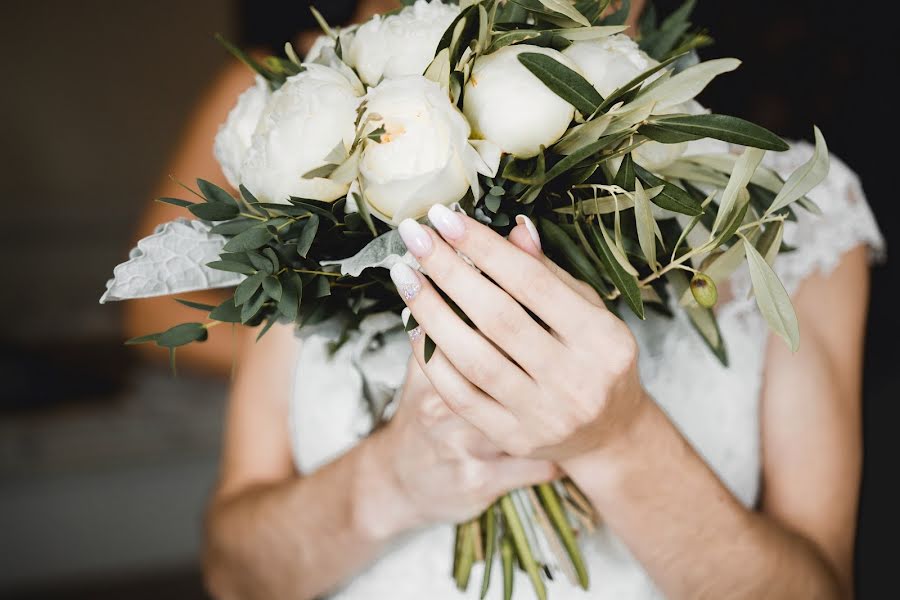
464;45;578;158
562;34;659;98
213;76;271;189
240;64;361;204
342;0;459;86
359;76;494;224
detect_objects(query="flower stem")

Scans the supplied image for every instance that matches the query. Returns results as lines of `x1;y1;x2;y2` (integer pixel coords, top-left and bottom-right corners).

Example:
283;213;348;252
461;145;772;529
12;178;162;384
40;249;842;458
499;494;547;600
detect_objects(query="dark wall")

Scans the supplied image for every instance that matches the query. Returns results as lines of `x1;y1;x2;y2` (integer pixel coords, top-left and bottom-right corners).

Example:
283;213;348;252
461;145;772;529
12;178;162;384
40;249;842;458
676;3;899;595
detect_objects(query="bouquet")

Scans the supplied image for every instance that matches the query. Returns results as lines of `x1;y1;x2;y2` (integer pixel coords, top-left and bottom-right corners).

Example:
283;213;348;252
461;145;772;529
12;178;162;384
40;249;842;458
101;1;830;598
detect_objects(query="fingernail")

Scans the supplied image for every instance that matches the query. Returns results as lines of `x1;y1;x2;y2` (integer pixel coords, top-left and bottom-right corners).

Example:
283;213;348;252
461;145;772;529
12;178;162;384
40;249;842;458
428;204;466;240
516;214;541;251
390;262;421;301
398;219;433;257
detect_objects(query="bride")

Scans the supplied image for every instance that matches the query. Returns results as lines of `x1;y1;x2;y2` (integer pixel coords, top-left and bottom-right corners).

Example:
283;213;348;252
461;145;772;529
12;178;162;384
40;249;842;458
129;1;884;598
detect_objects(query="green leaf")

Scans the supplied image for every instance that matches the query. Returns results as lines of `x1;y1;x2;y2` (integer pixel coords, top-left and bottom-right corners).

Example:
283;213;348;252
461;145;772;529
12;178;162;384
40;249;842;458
156;323;209;348
633;58;740;111
240;289;268;323
210;217;258;235
235;271;266;305
634;164;702;216
125;333;160;346
278;272;303;322
174;298;216;312
209;298;242;323
713;146;765;234
712;196;750;247
585;221;644;319
633;180;657;270
247;251;274;274
744;238;800;352
189;202;240;221
648;114;790;151
539;218;610;297
223;226;273;252
197;179;237;206
296;214;319;258
756;221;785;266
287;198;340;223
424;335;437;363
596;53;683;112
518;52;603;116
538;0;592;26
767;126;828;215
156;197;194;208
262;275;283;302
205;260;255;276
312;275;332;298
238;184;259;207
614;153;636;190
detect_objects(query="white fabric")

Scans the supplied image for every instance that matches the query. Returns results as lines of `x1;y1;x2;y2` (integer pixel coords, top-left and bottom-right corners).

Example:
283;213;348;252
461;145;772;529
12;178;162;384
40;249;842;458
288;141;884;599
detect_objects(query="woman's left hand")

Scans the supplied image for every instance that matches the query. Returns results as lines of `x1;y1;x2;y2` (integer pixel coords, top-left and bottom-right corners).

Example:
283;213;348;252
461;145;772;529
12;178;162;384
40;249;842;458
391;204;650;468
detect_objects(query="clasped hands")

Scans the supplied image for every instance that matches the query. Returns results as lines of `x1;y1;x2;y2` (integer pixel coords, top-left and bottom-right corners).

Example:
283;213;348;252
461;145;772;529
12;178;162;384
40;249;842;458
375;204;652;529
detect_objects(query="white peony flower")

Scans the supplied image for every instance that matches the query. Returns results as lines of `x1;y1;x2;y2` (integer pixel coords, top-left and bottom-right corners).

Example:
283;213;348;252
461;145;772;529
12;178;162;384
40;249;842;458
341;0;459;86
562;34;660;98
305;34;335;63
464;45;578;158
213;76;271;189
358;76;496;225
240;64;361;204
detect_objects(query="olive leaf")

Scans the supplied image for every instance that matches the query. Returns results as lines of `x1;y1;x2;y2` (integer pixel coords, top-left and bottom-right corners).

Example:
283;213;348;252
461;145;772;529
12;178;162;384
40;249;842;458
744;238;800;352
518;52;604;116
535;0;591;26
644;114;790;151
633;180;657;271
712;146;765;234
632;58;740;111
767;126;829;215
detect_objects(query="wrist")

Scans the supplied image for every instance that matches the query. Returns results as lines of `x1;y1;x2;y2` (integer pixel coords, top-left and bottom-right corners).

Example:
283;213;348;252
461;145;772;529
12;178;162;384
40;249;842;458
560;391;664;506
350;427;423;543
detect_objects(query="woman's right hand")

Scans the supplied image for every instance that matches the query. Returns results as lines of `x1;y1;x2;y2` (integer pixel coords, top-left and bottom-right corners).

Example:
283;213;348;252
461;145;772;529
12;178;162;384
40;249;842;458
364;357;559;533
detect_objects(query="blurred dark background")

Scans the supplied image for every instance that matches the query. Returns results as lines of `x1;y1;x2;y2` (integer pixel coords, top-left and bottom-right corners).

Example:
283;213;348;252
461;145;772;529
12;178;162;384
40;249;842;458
0;1;896;598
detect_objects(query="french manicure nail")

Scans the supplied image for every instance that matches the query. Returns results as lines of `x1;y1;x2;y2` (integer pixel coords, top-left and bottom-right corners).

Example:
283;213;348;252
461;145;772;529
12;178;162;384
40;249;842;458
516;215;541;251
428;204;466;240
390;262;421;301
398;219;433;257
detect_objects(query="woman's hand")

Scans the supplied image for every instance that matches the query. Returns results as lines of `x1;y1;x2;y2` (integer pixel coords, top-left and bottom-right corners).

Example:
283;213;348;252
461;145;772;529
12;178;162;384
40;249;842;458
390;205;650;470
368;357;559;532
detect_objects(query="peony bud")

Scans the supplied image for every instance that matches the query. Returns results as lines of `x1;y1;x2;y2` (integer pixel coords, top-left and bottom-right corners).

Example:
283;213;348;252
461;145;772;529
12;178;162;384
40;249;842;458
463;45;578;158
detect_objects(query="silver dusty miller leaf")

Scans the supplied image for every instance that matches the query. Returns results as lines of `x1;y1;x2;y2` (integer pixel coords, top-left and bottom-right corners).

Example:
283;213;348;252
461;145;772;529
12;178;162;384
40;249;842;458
100;218;244;303
321;229;420;277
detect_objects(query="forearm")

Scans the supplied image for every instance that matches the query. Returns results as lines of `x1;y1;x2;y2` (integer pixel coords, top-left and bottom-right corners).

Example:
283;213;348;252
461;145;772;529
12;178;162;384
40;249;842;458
563;398;843;600
203;430;417;600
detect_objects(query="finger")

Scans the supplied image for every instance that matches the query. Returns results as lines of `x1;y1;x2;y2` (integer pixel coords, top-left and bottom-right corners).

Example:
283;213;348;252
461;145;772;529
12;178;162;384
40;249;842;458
403;308;524;453
397;218;561;377
509;215;604;308
424;204;601;342
484;457;561;494
392;264;535;411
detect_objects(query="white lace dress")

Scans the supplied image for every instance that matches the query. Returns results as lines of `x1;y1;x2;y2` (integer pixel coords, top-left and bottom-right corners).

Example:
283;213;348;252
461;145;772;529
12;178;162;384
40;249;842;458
287;142;884;599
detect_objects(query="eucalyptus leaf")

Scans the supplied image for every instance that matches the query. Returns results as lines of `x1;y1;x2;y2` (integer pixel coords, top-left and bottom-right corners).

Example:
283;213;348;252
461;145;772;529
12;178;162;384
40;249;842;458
296;214;319;258
234;271;266;305
197;179;238;206
189;202;240;222
744;238;799;352
223;225;273;252
156;323;208;348
207;260;256;276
